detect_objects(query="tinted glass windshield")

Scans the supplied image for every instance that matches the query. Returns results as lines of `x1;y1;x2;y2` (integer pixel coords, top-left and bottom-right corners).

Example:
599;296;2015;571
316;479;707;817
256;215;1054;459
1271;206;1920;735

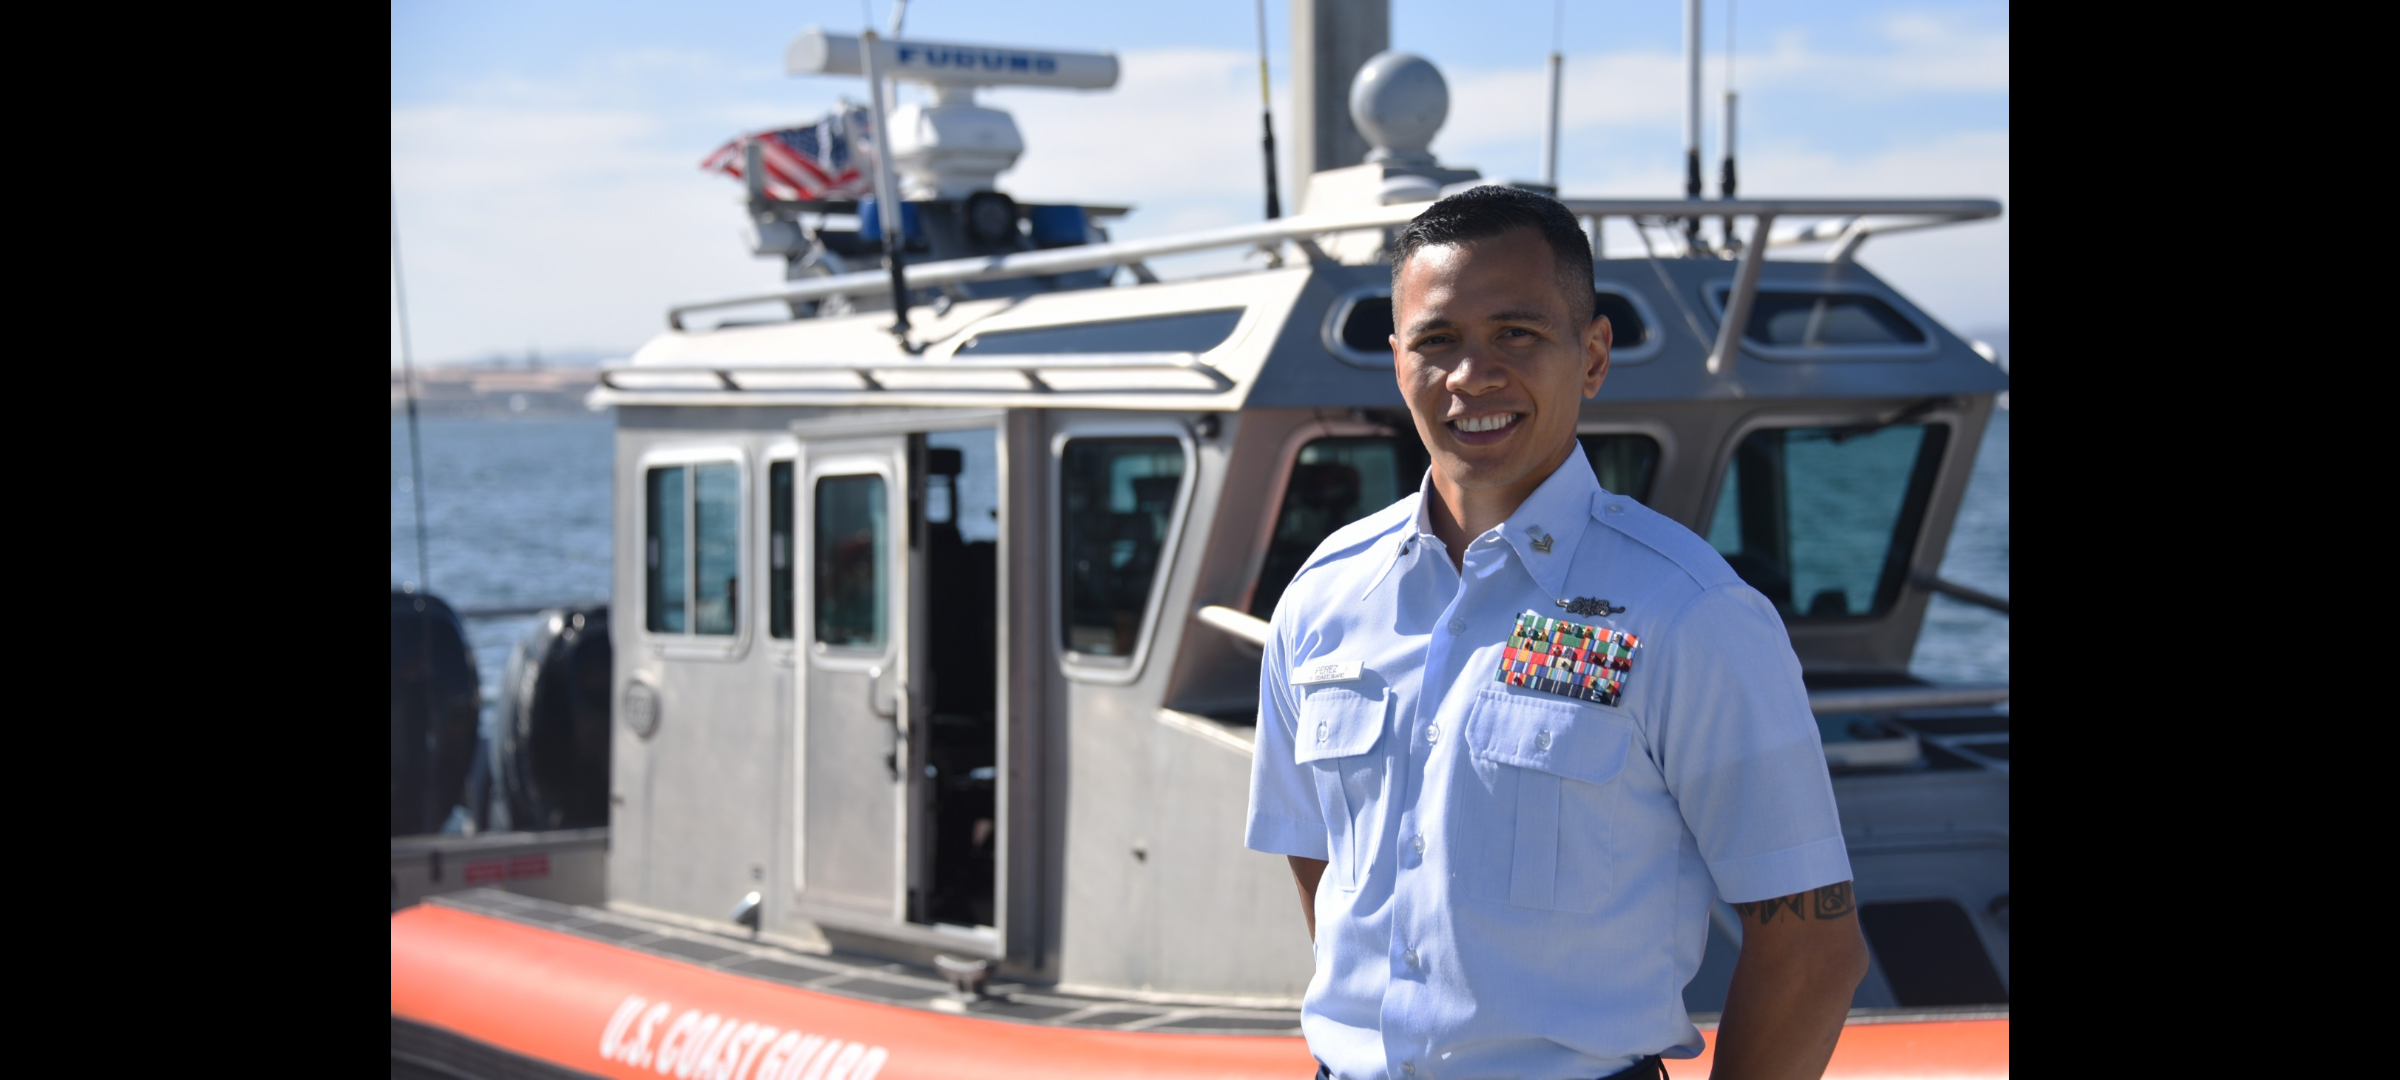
1250;436;1417;616
1061;439;1186;656
1706;423;1948;619
814;473;888;648
1249;431;1656;617
692;463;739;635
645;466;686;633
1717;290;1928;349
770;462;793;640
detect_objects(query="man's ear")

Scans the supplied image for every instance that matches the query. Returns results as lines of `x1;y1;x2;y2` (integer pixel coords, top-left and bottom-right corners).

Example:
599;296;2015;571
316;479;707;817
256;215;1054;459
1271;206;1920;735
1582;315;1613;399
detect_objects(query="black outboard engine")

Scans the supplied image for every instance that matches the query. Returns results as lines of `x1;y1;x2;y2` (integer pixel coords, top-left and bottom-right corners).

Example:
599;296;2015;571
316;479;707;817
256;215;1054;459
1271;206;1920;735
391;591;480;837
495;605;612;830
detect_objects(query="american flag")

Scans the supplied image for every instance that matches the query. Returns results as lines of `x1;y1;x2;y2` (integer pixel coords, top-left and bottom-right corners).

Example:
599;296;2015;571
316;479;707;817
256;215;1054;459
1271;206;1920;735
700;108;875;201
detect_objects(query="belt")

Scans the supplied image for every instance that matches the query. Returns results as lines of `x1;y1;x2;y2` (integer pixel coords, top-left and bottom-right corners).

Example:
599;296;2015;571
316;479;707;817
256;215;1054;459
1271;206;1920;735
1313;1056;1664;1080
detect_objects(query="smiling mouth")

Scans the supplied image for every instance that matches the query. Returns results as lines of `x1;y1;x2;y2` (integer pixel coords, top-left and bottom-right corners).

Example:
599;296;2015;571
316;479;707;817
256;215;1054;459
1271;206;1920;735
1449;413;1522;434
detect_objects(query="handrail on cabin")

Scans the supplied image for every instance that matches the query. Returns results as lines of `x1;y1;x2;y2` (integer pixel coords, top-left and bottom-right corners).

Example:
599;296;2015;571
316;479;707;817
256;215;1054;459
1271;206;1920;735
663;197;2002;330
600;351;1231;394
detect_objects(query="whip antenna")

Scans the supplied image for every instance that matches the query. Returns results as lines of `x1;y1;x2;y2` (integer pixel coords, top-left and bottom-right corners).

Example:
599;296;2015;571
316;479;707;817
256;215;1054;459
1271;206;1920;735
1720;0;1738;249
1255;0;1282;219
392;183;444;834
391;186;431;596
859;30;915;345
1682;0;1703;251
1542;0;1563;189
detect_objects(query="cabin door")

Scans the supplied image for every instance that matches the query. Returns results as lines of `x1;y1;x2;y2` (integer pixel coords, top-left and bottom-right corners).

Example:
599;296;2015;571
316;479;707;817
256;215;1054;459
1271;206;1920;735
795;427;1005;942
797;439;919;926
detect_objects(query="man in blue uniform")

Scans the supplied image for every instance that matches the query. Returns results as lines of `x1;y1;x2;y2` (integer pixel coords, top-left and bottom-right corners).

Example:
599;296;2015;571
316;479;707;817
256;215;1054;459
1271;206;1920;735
1245;187;1868;1080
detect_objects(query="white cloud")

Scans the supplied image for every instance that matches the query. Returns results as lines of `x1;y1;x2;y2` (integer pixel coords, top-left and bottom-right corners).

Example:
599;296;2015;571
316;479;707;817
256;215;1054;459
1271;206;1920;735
1438;14;2008;153
392;22;2007;362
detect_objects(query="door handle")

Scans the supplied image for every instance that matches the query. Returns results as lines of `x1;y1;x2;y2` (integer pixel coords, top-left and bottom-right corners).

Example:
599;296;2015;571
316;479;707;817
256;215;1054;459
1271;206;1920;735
866;665;898;721
868;666;907;781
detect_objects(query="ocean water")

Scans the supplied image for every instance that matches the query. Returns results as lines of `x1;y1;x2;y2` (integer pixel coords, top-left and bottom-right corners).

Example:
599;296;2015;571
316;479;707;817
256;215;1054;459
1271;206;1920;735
390;408;2009;704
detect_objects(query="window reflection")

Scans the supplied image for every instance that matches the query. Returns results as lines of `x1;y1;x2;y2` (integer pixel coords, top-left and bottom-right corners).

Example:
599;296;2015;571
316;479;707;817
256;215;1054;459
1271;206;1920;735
1707;424;1947;619
770;462;794;640
645;467;687;633
1250;437;1405;618
1578;433;1658;504
693;463;739;636
1061;439;1184;656
814;474;887;648
1247;432;1656;618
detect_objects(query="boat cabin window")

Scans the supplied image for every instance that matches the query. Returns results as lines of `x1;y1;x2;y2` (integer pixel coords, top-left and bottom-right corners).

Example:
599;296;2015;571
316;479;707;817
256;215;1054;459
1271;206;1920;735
1581;432;1658;504
1714;289;1927;349
814;474;888;648
1247;431;1656;618
957;309;1244;356
1249;435;1417;617
1334;289;1650;365
1061;438;1186;656
644;462;741;636
1706;423;1948;619
1590;291;1650;350
770;461;794;640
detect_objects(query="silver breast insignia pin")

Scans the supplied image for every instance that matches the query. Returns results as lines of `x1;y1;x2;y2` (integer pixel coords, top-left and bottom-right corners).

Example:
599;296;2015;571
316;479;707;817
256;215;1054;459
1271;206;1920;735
1556;597;1626;618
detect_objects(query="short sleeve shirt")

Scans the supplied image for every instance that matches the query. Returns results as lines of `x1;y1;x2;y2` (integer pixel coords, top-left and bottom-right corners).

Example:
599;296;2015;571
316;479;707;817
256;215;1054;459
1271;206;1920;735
1245;443;1850;1080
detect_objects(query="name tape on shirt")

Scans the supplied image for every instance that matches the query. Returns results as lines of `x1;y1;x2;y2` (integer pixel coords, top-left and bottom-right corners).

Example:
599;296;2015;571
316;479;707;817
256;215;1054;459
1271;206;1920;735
1292;659;1364;685
1496;610;1640;706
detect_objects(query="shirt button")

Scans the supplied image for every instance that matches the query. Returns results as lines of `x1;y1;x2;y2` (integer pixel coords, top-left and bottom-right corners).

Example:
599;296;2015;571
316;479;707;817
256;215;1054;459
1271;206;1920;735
1447;617;1466;634
1404;948;1419;968
1425;724;1440;744
1402;1064;1416;1077
1412;834;1426;855
1316;722;1328;743
1607;503;1625;515
1535;730;1552;751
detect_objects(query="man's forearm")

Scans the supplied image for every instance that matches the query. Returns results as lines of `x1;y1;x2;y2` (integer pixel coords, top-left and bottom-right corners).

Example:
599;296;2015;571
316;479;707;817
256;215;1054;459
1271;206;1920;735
1709;883;1870;1080
1286;856;1327;943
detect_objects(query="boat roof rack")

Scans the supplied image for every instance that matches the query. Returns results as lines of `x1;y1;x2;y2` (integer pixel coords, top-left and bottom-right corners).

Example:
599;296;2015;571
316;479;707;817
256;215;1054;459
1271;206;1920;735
598;351;1229;395
666;196;1998;382
667;196;2000;335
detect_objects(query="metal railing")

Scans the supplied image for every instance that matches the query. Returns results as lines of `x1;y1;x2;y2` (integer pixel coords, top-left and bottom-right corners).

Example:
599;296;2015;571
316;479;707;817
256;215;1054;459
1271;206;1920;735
663;197;2001;331
601;351;1231;394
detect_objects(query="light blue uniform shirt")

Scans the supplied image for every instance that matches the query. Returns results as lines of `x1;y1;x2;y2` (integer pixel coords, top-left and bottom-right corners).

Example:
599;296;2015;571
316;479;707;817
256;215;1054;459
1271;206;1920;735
1245;444;1850;1080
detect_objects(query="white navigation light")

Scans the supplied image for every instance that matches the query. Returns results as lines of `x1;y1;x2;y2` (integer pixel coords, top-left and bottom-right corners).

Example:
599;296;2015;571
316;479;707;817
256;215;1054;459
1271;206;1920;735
787;29;1119;90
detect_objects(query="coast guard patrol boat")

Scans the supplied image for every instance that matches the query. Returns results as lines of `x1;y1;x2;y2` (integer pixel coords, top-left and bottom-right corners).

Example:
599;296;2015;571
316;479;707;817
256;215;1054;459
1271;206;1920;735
391;14;2009;1079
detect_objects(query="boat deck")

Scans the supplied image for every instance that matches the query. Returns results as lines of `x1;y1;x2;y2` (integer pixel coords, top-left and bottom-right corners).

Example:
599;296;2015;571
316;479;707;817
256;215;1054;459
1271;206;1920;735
426;888;1307;1037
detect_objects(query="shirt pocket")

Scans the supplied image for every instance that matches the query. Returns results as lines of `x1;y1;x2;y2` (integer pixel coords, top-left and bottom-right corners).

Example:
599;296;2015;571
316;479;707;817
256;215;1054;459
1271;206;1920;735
1463;689;1632;913
1294;685;1390;892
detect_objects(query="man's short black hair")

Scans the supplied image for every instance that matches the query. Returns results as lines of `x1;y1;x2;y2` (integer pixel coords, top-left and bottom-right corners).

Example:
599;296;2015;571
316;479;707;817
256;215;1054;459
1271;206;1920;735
1390;185;1596;327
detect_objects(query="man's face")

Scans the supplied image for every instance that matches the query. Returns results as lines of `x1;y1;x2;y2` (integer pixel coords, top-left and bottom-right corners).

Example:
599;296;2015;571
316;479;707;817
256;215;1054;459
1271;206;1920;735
1390;227;1611;501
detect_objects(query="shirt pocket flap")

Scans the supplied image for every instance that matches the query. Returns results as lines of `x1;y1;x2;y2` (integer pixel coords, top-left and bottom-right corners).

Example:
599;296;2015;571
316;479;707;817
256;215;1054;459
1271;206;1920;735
1294;686;1389;763
1466;691;1632;786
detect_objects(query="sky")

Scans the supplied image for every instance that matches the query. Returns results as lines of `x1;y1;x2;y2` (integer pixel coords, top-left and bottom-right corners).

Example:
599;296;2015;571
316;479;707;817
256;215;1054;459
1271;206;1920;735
391;0;2008;365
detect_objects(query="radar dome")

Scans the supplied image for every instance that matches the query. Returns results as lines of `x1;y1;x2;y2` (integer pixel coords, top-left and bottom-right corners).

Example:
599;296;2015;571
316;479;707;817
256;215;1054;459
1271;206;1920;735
1349;52;1448;166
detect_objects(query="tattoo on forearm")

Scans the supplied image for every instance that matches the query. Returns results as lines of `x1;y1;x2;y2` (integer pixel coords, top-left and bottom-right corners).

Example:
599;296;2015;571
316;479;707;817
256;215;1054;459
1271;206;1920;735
1733;881;1854;925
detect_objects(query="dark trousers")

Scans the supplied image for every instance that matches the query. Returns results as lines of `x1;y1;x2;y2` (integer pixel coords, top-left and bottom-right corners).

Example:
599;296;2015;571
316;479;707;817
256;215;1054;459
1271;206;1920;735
1314;1056;1663;1080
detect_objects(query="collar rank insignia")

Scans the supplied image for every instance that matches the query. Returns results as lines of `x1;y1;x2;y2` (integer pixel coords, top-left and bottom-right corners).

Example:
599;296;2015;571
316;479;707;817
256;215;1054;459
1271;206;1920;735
1496;610;1641;706
1556;596;1625;618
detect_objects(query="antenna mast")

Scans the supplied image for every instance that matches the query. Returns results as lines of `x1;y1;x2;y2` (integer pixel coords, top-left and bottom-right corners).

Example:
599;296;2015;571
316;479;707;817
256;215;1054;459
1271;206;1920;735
1541;0;1563;189
1682;0;1703;251
1256;0;1282;218
1720;0;1738;250
391;188;431;596
859;30;914;345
